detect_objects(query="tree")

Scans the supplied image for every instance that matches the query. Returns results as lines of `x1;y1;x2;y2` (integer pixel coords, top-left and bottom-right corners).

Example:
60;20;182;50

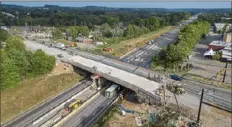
124;24;135;38
154;21;210;69
6;48;30;77
67;26;79;39
30;49;56;76
107;17;119;27
52;29;63;39
167;83;185;113
104;30;113;38
221;23;229;34
0;49;20;90
5;36;26;51
100;23;111;34
79;26;89;36
0;29;10;42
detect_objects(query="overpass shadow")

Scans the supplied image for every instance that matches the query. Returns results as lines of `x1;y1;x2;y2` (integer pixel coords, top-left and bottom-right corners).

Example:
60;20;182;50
72;66;91;79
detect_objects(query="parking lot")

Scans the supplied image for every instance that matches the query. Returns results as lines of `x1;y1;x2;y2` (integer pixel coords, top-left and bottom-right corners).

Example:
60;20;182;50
188;32;231;84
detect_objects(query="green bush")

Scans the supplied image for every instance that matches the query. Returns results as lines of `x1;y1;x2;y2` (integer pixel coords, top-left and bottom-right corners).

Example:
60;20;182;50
0;29;10;42
212;52;222;60
0;34;56;90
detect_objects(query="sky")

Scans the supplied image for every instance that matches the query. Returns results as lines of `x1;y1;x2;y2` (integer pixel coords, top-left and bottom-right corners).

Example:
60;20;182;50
2;2;231;9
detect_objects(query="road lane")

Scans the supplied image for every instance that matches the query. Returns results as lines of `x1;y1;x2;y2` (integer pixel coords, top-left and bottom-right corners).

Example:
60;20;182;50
2;80;92;127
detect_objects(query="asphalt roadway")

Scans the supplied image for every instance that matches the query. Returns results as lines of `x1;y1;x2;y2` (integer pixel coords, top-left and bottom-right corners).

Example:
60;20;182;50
122;28;179;68
121;15;232;111
59;94;116;127
122;15;199;68
2;80;93;127
3;14;230;127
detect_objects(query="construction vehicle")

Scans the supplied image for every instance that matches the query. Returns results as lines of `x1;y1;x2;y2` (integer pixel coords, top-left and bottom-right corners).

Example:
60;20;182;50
64;99;82;112
105;84;120;98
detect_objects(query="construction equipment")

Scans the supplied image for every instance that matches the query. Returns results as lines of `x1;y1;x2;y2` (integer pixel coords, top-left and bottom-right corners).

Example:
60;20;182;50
64;99;82;112
71;42;75;47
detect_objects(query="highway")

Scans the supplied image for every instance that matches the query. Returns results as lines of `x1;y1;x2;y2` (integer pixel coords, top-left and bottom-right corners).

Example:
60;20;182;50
121;14;232;111
58;95;115;127
122;28;178;68
3;14;231;127
122;15;199;68
2;80;93;127
32;84;97;127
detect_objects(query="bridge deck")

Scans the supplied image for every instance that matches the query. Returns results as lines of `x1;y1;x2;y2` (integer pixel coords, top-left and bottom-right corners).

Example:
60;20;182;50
68;55;162;95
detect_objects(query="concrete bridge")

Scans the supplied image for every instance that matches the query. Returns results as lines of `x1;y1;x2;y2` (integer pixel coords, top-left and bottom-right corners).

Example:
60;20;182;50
62;50;179;104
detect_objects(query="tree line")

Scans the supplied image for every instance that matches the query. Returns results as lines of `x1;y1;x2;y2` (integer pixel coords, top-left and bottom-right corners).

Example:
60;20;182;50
198;13;232;25
0;30;56;90
153;21;210;70
1;5;191;29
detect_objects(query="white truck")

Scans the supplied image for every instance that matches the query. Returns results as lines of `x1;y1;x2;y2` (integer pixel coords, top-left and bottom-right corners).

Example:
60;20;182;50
56;43;66;50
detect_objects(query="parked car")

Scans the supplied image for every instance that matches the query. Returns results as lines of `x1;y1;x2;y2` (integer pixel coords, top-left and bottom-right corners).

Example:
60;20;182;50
169;74;182;81
57;54;64;58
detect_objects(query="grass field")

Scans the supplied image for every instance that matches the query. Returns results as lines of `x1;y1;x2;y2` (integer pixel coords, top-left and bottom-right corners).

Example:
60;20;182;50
55;39;72;45
1;72;83;124
101;26;174;57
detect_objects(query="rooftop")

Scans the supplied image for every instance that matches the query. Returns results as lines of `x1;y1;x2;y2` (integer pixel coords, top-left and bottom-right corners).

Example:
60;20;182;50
209;41;227;47
214;23;231;30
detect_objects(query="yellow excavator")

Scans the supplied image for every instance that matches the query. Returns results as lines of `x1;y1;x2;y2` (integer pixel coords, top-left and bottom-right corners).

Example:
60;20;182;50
64;99;82;112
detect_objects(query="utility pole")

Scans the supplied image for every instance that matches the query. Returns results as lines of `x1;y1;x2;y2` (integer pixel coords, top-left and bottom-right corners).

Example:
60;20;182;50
163;75;167;110
197;89;204;123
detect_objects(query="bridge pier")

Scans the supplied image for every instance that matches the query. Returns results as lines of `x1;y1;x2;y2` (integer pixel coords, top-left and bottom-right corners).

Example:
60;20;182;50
91;74;108;90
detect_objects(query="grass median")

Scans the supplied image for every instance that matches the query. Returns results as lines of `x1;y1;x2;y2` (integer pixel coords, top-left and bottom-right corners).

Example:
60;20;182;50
101;26;174;57
1;72;83;124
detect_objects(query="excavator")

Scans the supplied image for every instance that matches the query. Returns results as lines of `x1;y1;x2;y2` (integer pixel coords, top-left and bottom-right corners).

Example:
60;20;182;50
64;99;82;112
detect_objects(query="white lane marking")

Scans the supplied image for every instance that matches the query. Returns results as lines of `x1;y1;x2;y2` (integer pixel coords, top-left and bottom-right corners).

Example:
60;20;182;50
32;85;91;125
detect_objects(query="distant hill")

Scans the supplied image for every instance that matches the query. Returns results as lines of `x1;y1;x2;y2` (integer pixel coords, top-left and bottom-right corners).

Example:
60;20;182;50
0;4;230;13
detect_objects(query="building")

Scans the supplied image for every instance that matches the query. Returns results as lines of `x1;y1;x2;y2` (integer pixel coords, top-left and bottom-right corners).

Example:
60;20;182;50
203;48;215;59
95;41;104;46
67;36;73;41
220;44;232;62
75;37;93;43
208;41;227;51
223;32;232;43
214;23;231;33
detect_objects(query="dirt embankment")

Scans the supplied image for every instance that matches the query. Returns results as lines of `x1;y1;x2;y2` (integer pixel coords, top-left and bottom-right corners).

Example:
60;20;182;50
1;63;83;124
